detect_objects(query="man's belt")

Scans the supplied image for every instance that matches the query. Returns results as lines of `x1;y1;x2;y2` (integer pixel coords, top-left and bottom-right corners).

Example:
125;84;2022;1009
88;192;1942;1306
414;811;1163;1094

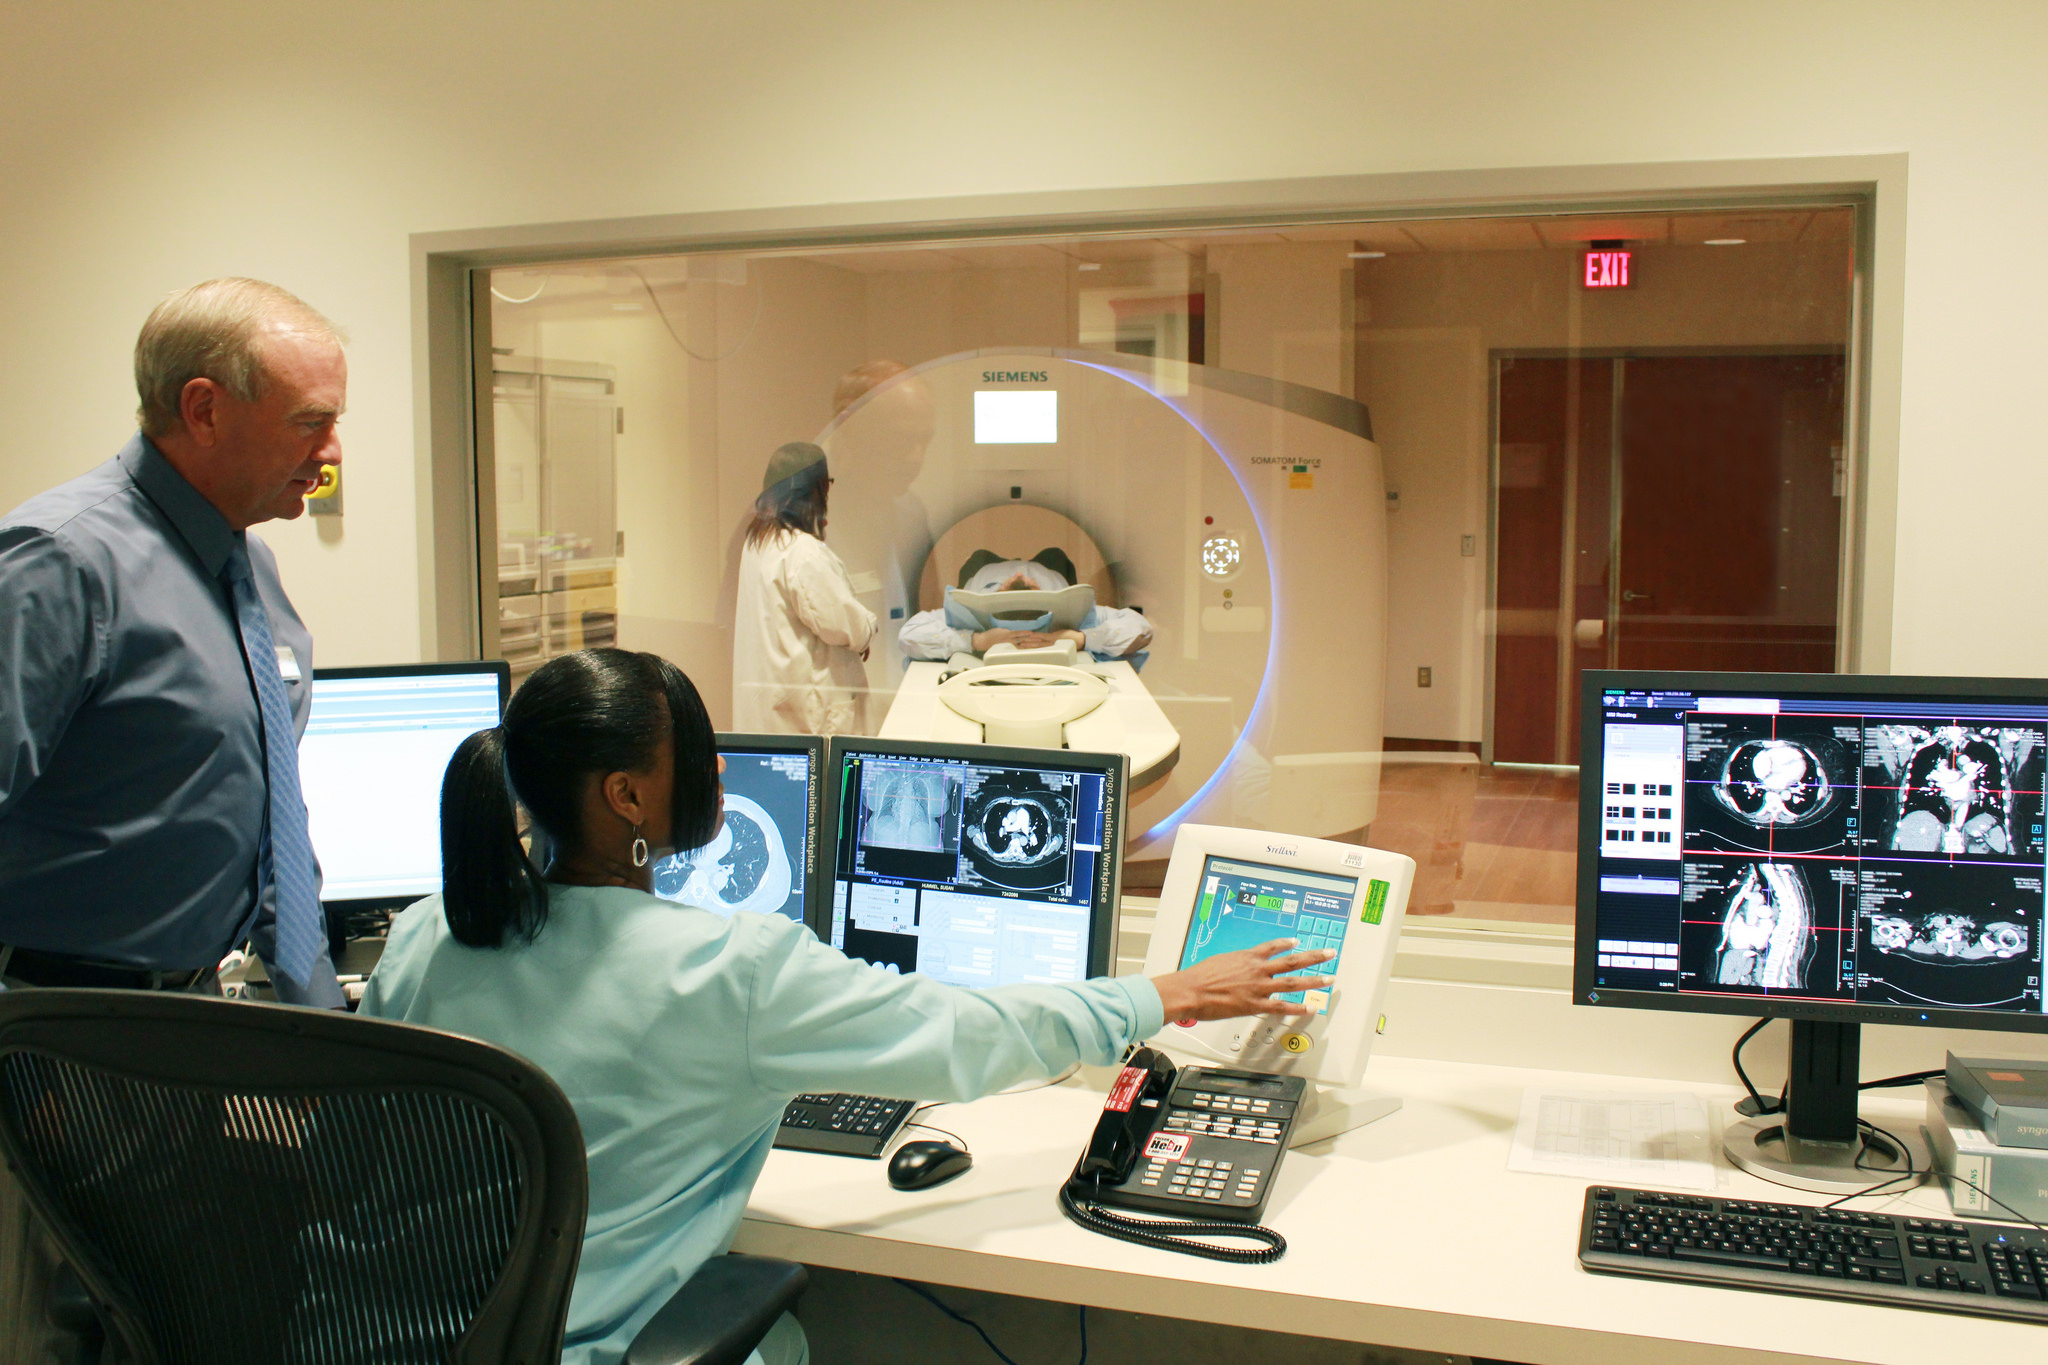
0;946;215;991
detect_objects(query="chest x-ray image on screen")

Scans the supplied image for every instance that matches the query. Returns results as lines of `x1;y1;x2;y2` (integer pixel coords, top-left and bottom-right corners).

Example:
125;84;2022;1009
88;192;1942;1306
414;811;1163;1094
858;763;962;854
652;737;822;923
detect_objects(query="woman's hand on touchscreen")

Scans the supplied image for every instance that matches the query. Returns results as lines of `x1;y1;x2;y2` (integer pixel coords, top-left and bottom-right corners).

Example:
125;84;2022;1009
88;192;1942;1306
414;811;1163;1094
1151;939;1336;1022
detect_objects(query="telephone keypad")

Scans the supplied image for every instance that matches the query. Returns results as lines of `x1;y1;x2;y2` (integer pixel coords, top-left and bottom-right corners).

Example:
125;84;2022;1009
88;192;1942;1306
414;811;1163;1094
1095;1068;1304;1222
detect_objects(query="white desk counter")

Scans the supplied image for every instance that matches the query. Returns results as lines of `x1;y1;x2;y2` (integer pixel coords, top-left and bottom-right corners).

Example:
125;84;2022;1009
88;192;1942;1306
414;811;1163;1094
736;1053;2040;1365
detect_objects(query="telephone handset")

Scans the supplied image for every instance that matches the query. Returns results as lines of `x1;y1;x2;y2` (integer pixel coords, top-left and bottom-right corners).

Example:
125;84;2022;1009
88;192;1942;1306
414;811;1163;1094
1057;1046;1301;1263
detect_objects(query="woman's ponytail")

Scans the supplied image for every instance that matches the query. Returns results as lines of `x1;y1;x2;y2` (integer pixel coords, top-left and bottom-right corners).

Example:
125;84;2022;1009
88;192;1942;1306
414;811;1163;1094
440;727;549;947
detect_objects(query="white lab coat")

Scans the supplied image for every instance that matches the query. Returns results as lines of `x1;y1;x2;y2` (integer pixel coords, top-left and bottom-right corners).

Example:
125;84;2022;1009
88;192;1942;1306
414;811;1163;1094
732;528;877;735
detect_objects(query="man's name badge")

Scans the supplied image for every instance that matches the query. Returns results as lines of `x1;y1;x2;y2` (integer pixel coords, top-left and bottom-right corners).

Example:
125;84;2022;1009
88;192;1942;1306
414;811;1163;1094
275;646;302;681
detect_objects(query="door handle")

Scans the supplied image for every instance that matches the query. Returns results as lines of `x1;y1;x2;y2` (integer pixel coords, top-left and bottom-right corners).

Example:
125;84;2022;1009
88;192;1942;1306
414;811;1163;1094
1621;590;1652;603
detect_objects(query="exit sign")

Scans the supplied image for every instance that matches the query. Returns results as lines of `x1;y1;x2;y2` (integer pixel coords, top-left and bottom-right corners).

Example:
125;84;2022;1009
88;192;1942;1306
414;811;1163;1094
1583;250;1632;288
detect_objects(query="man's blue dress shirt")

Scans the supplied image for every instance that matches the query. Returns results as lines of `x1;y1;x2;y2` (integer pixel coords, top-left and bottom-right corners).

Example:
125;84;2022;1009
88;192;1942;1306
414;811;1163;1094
0;436;340;1002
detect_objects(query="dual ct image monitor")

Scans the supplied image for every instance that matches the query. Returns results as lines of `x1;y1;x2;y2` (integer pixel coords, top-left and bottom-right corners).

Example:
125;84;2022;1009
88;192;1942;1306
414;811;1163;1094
299;662;1123;990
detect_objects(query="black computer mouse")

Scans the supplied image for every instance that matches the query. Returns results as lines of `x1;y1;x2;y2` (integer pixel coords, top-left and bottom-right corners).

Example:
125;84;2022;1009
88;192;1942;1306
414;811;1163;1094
887;1139;973;1191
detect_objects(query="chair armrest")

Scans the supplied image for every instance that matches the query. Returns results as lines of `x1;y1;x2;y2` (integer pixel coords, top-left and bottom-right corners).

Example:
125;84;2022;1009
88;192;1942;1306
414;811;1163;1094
624;1254;809;1365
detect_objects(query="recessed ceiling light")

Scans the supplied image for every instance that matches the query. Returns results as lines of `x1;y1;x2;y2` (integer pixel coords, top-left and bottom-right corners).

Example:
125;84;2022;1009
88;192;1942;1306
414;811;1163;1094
1347;250;1387;259
1703;238;1746;246
1076;261;1102;271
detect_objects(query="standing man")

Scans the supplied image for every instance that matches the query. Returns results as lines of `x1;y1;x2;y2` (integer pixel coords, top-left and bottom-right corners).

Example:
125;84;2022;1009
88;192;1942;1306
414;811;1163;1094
0;276;345;1004
0;278;348;1360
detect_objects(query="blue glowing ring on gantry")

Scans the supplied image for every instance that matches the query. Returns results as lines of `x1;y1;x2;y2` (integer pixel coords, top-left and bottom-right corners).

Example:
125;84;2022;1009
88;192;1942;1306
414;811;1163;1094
1064;358;1280;844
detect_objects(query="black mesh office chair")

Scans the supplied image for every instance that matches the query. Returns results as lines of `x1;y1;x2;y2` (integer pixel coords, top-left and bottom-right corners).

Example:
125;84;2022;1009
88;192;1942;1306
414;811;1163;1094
0;989;806;1365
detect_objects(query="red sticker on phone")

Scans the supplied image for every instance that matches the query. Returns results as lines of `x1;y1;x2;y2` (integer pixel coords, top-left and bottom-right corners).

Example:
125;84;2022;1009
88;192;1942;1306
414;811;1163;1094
1105;1064;1147;1113
1144;1132;1190;1161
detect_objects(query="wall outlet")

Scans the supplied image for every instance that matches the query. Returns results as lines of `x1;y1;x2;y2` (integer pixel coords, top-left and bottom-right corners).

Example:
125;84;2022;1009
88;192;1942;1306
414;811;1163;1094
1461;534;1476;557
1417;666;1433;688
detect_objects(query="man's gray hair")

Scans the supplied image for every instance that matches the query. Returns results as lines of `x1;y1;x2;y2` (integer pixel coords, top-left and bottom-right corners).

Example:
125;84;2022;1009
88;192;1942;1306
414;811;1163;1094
133;278;344;437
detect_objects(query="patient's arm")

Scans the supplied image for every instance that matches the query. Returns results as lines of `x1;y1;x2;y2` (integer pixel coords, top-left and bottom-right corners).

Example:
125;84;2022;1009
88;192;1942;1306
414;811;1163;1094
1081;607;1154;660
898;607;976;660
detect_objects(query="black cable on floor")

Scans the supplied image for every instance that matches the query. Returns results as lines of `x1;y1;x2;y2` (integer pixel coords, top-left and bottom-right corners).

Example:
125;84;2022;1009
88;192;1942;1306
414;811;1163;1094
893;1278;1091;1365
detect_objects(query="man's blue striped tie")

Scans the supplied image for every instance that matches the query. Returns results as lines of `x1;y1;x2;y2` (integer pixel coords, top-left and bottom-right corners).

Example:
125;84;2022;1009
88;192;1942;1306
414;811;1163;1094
224;546;322;988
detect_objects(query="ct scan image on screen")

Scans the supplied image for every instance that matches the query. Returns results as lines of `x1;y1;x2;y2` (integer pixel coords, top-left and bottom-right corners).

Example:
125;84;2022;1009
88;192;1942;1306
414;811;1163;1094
1177;856;1357;1014
1590;686;2048;1019
1682;714;1860;858
829;752;1109;989
653;749;811;921
1859;720;2046;860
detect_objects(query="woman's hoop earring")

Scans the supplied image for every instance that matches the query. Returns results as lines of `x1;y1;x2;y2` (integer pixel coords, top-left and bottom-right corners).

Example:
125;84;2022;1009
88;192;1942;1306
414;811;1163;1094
631;826;650;869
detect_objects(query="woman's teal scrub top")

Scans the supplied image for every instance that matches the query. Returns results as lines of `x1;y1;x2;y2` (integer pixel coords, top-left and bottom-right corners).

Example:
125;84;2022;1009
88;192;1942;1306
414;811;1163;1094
360;885;1162;1365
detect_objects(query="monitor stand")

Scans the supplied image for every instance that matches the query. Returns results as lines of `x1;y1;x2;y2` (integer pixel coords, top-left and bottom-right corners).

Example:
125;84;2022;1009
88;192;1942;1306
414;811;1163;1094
1287;1084;1401;1148
1723;1020;1930;1195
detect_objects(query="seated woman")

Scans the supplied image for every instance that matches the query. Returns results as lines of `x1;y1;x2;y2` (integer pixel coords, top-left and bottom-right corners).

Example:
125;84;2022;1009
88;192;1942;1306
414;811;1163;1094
898;548;1154;665
359;648;1329;1365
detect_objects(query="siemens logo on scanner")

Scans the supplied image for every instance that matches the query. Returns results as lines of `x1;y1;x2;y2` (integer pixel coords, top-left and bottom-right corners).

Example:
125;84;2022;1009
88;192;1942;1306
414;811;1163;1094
982;371;1049;383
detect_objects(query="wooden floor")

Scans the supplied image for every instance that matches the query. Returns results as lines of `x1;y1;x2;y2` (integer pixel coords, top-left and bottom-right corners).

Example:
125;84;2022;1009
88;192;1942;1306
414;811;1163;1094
1122;758;1578;928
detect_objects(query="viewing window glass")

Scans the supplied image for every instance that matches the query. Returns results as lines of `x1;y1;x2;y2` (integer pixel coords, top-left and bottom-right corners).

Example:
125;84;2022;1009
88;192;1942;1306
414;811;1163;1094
480;205;1861;926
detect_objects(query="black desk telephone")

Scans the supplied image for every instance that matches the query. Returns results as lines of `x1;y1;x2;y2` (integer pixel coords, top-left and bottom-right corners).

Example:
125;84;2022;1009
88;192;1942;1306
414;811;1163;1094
1057;1046;1304;1263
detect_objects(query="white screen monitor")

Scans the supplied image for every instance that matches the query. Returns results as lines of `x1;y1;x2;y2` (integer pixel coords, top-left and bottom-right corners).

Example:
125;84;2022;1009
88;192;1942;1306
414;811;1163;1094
973;389;1058;444
301;664;509;905
1141;824;1413;1091
652;733;825;924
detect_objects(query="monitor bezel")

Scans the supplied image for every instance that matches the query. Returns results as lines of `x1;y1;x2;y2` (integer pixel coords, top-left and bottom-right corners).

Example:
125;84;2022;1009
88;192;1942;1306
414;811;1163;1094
818;735;1127;980
1575;667;2048;1036
702;732;828;927
307;661;512;916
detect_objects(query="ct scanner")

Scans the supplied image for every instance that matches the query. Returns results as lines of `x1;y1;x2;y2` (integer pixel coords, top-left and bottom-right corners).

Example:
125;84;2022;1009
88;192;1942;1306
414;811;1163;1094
819;348;1388;861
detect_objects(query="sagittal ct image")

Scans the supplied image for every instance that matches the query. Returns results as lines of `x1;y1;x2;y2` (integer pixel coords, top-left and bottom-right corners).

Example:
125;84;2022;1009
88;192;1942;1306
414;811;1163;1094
1857;862;2046;1009
858;764;962;855
1679;857;1853;999
962;776;1074;894
1860;721;2045;860
1683;717;1858;856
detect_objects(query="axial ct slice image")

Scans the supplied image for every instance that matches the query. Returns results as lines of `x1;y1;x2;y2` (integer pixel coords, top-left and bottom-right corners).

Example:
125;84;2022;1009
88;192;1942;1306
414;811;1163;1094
964;792;1067;868
1866;911;2030;963
652;793;794;916
1711;738;1842;827
1714;862;1815;989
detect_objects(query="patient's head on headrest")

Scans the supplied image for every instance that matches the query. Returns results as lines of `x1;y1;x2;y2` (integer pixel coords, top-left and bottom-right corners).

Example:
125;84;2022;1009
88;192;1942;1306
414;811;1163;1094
957;547;1078;592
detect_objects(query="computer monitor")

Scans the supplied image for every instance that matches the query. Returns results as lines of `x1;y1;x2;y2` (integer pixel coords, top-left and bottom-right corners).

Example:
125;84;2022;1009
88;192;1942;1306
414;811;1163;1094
819;737;1126;986
302;663;510;910
1578;669;2048;1191
652;733;825;924
1139;825;1414;1122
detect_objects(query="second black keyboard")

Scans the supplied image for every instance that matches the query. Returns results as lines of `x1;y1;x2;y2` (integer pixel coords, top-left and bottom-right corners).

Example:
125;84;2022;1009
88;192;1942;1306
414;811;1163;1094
772;1092;916;1157
1579;1185;2048;1323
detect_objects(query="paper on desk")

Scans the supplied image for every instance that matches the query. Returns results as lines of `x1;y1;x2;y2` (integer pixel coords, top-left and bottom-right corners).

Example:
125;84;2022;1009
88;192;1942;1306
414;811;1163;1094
1508;1090;1716;1191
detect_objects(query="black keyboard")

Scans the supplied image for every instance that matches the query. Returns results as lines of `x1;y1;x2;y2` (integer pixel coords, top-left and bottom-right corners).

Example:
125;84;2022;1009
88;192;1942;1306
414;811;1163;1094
772;1092;916;1157
1579;1185;2048;1322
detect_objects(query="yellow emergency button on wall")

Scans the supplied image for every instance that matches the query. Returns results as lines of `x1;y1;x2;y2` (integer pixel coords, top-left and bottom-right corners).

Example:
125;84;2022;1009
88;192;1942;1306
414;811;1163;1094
1281;1032;1312;1054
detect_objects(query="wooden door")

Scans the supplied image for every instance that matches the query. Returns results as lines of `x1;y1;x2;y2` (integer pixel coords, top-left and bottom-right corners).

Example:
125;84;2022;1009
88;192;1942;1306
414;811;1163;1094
1490;352;1844;765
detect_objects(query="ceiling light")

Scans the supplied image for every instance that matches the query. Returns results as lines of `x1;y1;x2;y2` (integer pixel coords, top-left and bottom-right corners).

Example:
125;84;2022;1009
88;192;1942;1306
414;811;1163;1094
1347;250;1387;260
1704;238;1746;246
1076;261;1102;272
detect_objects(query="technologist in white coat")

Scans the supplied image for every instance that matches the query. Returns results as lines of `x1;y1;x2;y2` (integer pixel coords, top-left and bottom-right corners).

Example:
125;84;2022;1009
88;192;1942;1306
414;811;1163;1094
731;442;876;734
898;549;1154;665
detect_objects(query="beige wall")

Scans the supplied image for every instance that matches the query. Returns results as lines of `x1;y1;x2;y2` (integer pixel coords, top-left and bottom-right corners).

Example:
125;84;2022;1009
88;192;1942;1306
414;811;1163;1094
2;2;2043;679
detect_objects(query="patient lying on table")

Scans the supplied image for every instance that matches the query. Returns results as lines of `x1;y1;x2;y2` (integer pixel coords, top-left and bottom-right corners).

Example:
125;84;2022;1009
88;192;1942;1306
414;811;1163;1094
898;548;1153;665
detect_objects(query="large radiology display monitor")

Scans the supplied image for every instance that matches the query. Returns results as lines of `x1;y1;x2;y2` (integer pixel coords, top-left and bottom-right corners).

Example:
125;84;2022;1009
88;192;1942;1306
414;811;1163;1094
302;664;510;906
653;734;825;924
820;738;1126;986
1578;670;2048;1190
